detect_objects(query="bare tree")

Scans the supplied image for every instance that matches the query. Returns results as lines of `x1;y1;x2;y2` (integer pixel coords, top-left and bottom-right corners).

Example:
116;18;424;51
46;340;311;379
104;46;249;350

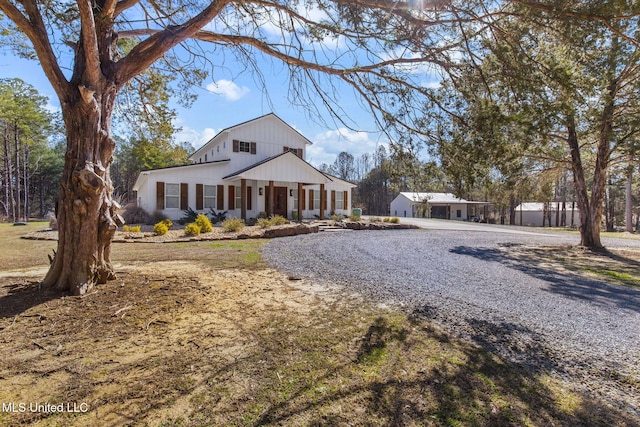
0;0;461;294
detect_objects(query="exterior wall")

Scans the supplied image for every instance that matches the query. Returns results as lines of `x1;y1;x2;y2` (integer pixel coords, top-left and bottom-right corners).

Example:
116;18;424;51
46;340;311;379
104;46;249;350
390;195;469;220
515;208;580;227
301;183;352;219
514;202;581;227
390;196;412;217
448;203;468;220
192;116;308;166
136;164;353;221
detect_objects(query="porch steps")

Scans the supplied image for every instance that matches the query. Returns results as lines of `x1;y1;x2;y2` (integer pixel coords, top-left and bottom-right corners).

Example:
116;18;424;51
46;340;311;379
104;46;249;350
316;222;352;232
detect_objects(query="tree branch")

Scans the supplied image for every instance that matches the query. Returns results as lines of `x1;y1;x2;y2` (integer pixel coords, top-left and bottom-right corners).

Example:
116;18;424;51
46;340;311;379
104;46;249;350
77;0;102;90
114;0;231;85
0;0;70;101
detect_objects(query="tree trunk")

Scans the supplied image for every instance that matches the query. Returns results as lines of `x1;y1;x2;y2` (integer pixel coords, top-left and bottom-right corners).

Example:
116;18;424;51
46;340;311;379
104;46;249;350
23;143;29;221
14;122;21;222
42;87;123;295
626;161;633;233
3;126;10;219
566;118;602;248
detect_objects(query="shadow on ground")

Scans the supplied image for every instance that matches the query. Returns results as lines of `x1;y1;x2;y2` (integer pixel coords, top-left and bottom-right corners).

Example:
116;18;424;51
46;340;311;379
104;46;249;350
1;267;638;426
450;244;640;313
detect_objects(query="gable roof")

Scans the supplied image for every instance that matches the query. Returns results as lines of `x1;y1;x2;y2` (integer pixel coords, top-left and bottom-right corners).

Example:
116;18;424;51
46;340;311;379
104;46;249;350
223;151;333;184
399;192;470;203
190;113;313;160
515;202;580;211
131;160;229;192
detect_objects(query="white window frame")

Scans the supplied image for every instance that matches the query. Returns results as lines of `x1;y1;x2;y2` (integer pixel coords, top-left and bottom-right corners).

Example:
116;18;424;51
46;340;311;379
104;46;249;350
239;141;251;153
313;190;320;210
165;183;180;209
335;191;344;210
235;186;242;210
204;185;217;209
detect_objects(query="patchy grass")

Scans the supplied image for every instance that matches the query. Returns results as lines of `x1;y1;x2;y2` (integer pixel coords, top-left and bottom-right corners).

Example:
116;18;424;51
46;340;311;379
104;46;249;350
0;224;637;426
496;244;640;289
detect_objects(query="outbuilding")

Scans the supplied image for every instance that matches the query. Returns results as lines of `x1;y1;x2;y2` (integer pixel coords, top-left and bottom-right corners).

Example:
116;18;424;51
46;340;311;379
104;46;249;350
390;192;487;220
514;202;580;227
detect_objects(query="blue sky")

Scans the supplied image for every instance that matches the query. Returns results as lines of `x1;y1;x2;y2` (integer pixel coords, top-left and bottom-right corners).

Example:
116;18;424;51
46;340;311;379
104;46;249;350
0;2;450;168
0;48;390;167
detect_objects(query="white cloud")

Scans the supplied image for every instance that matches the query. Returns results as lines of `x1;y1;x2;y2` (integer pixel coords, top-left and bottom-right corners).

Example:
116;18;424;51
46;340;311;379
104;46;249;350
175;126;219;150
206;80;250;101
306;127;388;166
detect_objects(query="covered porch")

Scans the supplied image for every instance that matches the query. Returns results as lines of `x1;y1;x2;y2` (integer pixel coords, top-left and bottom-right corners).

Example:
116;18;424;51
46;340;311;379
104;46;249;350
222;151;334;221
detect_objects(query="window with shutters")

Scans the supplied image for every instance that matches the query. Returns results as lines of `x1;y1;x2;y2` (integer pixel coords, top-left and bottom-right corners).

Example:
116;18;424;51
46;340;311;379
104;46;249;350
235;186;242;209
233;140;257;154
335;191;344;210
313;190;321;210
165;183;180;209
204;185;217;209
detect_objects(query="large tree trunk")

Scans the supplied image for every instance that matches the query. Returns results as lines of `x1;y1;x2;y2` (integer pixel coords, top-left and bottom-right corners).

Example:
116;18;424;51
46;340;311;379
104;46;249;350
42;86;122;295
566;118;603;249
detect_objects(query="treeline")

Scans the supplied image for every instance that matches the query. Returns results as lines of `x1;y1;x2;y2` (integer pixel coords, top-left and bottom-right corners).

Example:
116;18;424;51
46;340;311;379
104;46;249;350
0;78;64;222
320;143;638;230
0;78;192;222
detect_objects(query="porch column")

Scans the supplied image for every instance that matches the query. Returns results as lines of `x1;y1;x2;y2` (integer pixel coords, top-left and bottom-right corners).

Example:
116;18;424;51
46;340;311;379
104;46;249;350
319;183;325;220
297;182;303;222
241;179;247;220
268;180;274;217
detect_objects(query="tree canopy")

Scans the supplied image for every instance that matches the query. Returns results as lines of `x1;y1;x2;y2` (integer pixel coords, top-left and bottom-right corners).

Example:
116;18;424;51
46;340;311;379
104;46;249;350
0;0;462;294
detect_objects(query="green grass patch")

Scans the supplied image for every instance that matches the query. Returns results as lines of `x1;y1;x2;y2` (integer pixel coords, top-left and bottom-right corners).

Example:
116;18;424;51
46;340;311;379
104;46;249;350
585;268;640;287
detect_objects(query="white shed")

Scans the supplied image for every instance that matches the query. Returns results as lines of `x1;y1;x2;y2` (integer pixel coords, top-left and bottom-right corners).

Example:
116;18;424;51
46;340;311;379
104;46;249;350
390;192;478;220
514;202;580;227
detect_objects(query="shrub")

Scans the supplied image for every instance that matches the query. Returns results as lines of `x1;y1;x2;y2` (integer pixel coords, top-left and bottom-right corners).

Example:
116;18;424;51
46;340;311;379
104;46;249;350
269;215;288;226
349;213;361;221
153;222;169;236
222;218;244;232
122;225;141;232
184;222;201;236
370;217;382;223
331;214;345;222
195;214;213;233
121;204;151;225
257;218;271;229
208;208;227;224
389;216;400;224
150;210;168;225
162;218;173;229
178;207;198;225
383;217;391;222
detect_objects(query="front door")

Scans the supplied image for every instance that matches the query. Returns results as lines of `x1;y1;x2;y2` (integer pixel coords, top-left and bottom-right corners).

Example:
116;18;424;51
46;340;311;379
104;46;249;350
266;186;288;217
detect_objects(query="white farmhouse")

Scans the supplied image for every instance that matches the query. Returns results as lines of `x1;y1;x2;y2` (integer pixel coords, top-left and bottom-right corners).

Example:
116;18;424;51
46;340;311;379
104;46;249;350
133;114;356;221
390;192;487;220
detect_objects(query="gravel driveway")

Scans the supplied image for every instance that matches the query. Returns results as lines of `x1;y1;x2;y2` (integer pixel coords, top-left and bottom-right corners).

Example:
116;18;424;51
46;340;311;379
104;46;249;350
263;228;640;417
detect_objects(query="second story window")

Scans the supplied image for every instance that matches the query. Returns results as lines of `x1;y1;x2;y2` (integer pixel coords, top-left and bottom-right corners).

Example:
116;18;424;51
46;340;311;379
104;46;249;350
233;140;256;154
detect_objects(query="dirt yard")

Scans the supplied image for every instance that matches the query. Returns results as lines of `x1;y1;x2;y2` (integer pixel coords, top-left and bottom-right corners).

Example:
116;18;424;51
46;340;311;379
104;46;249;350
0;223;638;426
